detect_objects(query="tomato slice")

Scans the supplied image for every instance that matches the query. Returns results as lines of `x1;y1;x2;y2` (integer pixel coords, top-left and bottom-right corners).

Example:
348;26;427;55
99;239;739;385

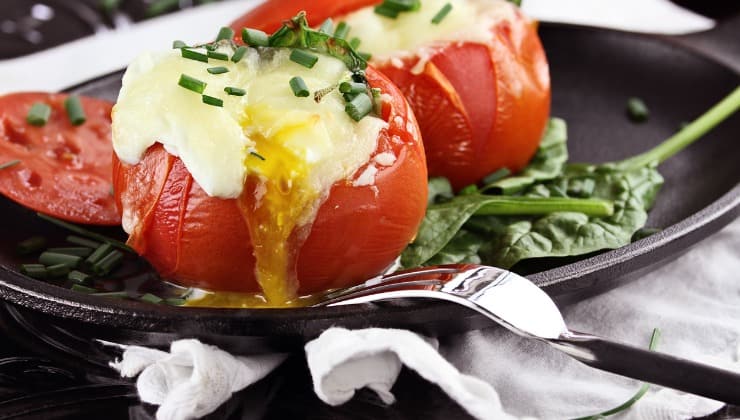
0;92;119;225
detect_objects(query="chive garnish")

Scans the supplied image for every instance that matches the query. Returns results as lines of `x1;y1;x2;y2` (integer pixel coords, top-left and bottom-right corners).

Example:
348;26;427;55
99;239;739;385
64;95;86;126
345;93;373;121
181;48;208;63
17;236;46;255
92;250;124;276
178;74;207;94
207;51;229;61
140;293;163;304
36;213;132;252
231;46;248;63
0;160;20;170
627;97;649;123
46;263;72;278
319;18;334;34
216;27;234;42
374;5;400;18
375;0;421;17
93;291;129;299
289;76;310;97
290;49;319;69
334;22;350;40
27;102;51;126
202;95;224;107
21;264;47;279
164;298;187;306
339;82;367;95
207;66;229;75
349;37;361;50
71;284;96;294
224;87;246;96
66;235;101;249
242;28;269;47
85;243;114;268
250;151;266;161
172;40;187;49
67;270;91;284
47;247;94;258
39;252;82;268
431;3;453;24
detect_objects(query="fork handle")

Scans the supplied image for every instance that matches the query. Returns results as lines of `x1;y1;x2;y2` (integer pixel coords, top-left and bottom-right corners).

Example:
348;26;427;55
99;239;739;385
549;331;740;404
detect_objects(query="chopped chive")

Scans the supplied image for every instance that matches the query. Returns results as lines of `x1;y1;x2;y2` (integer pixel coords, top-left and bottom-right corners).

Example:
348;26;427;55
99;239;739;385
46;263;72;278
334;21;350;40
178;74;207;94
345;93;373;121
319;18;334;34
207;50;229;61
180;48;209;63
482;168;511;185
71;284;96;293
47;247;93;258
93;291;129;299
358;52;372;61
250;151;266;161
39;252;82;268
289;76;310;97
66;235;101;249
0;160;20;170
67;270;91;284
36;213;133;252
289;49;319;69
172;40;187;49
164;298;187;306
92;250;124;276
27;102;51;126
383;0;421;11
64;95;86;126
339;82;367;94
21;264;47;279
374;5;400;18
224;86;246;96
85;243;114;268
216;27;235;42
205;43;218;52
231;46;248;63
17;236;47;255
349;37;361;50
627;97;649;123
207;66;229;75
242;28;269;47
431;3;453;24
140;293;163;304
202;95;224;107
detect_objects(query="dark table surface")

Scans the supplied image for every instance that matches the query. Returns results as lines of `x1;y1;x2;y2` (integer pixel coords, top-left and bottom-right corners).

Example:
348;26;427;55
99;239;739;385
0;1;739;419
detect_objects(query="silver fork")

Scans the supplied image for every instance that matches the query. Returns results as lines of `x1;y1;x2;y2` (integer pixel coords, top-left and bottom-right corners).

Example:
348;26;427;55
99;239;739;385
315;264;740;404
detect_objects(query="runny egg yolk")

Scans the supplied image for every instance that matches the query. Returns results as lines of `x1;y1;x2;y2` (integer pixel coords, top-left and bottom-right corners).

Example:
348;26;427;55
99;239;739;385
112;46;387;306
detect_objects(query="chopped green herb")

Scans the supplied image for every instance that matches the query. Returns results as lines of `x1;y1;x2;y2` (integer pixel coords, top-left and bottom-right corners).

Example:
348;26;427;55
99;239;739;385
21;264;47;279
0;160;20;170
290;49;319;69
482;168;511;185
339;81;367;94
334;22;350;40
99;0;122;15
345;93;373;121
172;40;187;49
289;76;310;97
349;37;362;50
47;247;93;258
71;284;96;294
431;3;453;24
17;236;46;255
207;66;229;75
231;46;248;63
85;243;114;268
202;95;224;107
375;0;421;17
46;263;72;278
374;5;400;18
207;50;229;61
224;86;246;96
319;18;334;34
216;27;235;42
242;28;269;47
250;151;266;161
27;102;51;126
93;291;129;299
92;250;124;276
145;0;179;17
627;97;649;123
178;74;207;94
164;298;187;306
66;235;101;249
181;48;209;63
39;252;82;268
67;270;91;284
140;293;163;304
64;95;86;126
37;213;133;252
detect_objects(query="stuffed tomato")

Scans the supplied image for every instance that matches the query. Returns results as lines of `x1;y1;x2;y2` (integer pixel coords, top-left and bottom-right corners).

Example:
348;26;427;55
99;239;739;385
231;0;551;190
111;22;427;307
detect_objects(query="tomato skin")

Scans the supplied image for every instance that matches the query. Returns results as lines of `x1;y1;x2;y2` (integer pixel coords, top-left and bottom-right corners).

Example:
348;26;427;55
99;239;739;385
0;92;119;225
114;66;427;294
230;1;551;190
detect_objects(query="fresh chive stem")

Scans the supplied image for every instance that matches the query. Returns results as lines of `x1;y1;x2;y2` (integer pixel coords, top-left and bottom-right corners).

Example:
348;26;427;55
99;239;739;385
345;93;373;121
181;48;209;63
207;51;229;61
93;250;124;276
21;264;47;279
334;21;350;39
140;293;163;304
339;82;367;94
27;102;52;126
431;3;453;24
319;19;334;34
164;298;187;306
85;243;113;268
207;66;229;74
93;291;129;299
178;74;207;94
68;270;91;284
216;27;235;42
224;87;246;96
289;49;319;69
374;5;400;18
17;236;47;255
71;284;96;293
626;97;649;123
289;76;310;97
0;160;20;170
231;46;248;63
39;252;82;268
242;28;269;46
47;247;93;258
202;95;224;107
613;86;740;171
66;235;101;249
349;37;362;50
474;196;615;217
46;263;72;278
36;213;132;252
64;95;86;126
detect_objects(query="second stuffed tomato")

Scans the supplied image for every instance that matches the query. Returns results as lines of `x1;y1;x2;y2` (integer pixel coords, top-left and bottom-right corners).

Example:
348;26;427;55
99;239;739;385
230;0;551;189
112;30;427;306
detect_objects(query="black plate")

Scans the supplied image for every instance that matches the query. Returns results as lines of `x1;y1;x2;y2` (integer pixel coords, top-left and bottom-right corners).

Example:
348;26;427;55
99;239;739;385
0;24;738;351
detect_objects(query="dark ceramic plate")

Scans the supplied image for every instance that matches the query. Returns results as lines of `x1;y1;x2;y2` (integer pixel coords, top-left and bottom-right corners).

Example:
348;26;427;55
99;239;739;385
0;24;738;351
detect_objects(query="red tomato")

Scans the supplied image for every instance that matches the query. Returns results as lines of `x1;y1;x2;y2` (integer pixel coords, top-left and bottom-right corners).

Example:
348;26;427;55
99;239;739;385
113;66;428;295
0;92;119;225
230;0;551;190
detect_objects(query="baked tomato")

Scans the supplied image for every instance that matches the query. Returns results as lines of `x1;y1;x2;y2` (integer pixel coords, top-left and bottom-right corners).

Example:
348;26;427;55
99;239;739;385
113;65;427;299
230;0;551;190
0;92;119;225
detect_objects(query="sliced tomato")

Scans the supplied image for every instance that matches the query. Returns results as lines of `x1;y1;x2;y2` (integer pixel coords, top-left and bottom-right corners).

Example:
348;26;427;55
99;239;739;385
0;92;119;225
230;1;551;190
114;66;427;294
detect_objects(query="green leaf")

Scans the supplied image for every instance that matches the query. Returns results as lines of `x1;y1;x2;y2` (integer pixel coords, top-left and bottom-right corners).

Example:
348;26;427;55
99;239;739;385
425;230;483;266
486;118;568;194
428;177;454;205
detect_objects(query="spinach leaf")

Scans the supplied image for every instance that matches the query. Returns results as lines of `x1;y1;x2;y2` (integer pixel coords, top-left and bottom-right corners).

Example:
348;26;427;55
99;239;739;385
425;230;483;266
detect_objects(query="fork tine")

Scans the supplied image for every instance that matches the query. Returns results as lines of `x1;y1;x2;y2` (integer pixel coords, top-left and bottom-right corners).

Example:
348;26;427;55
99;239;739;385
316;279;444;307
